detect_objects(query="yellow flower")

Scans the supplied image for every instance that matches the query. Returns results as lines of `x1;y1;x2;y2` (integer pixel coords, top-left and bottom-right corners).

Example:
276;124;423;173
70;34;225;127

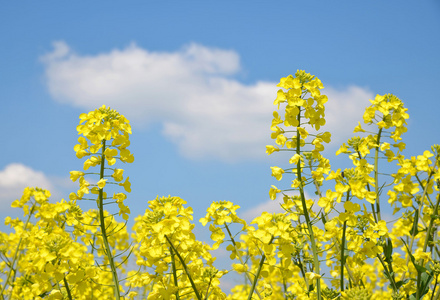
305;272;322;281
344;201;360;213
104;148;118;165
353;122;366;133
269;185;281;200
69;171;85;182
119;176;131;192
97;178;107;189
271;166;285;180
318;189;337;213
120;148;134;163
289;154;302;165
297;127;309;139
336;143;349;155
266;145;279;155
111;168;124;182
232;263;248;273
413;248;431;262
273;89;287;108
275;134;287;146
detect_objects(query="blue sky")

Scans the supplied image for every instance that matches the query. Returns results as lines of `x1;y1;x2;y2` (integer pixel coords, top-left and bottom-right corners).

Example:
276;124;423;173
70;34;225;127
1;0;439;238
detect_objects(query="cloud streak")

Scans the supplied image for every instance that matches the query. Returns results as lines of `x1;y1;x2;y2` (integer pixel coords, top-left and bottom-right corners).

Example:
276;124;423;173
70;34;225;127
42;41;373;161
0;163;54;206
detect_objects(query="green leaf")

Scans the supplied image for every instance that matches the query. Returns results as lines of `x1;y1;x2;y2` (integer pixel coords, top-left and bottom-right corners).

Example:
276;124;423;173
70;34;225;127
400;238;426;274
394;279;408;290
410;209;419;236
419;263;434;298
384;238;393;263
321;213;327;225
400;239;416;266
382;270;395;281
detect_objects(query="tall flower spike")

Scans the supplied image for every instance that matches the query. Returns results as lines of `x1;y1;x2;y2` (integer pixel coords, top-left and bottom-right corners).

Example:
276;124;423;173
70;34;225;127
71;105;134;299
267;70;332;300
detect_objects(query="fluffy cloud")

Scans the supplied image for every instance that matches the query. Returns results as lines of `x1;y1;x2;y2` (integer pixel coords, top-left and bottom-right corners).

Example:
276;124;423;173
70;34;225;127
240;189;322;223
241;198;285;223
323;86;373;145
41;41;373;161
0;163;54;205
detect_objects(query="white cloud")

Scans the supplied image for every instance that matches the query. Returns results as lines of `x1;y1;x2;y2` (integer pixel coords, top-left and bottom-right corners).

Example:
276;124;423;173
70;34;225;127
241;198;285;223
0;163;54;205
41;41;374;161
241;190;297;223
240;189;322;223
324;86;373;146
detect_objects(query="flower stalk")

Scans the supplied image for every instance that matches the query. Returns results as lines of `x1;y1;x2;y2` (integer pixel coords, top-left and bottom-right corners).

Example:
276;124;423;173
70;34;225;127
98;139;121;299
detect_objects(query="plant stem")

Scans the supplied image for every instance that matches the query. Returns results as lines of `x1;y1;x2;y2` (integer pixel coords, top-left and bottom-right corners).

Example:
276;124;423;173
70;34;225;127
374;128;383;221
63;276;73;300
434;286;440;300
98;139;121;299
340;220;347;292
422;180;440;253
169;245;181;300
203;275;214;300
400;172;435;286
356;150;378;224
431;275;438;300
310;169;358;287
296;108;322;300
224;223;262;299
376;254;398;293
165;235;201;300
417;180;440;300
282;274;288;300
247;236;274;300
0;204;36;299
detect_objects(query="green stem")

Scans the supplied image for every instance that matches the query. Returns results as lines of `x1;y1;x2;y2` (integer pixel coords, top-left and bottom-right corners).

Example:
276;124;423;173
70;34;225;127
340;191;352;291
401;172;434;284
422;180;440;253
63;276;73;300
417;180;440;300
340;220;347;292
203;275;214;300
310;161;323;199
377;254;398;293
0;204;36;299
296;108;321;300
247;236;274;300
98;139;121;299
281;258;288;300
311;168;358;287
435;285;440;300
294;256;309;287
169;245;181;300
415;174;434;207
282;277;288;300
431;275;438;300
356;150;378;224
374;128;382;221
165;235;201;300
224;223;262;299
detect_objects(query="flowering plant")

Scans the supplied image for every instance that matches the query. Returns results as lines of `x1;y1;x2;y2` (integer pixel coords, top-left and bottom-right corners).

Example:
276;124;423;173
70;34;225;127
1;72;439;300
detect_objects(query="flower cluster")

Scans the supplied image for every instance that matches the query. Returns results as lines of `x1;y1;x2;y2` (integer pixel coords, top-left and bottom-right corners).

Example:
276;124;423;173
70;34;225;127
130;196;226;299
70;105;134;299
70;104;133;221
2;74;440;299
0;188;117;299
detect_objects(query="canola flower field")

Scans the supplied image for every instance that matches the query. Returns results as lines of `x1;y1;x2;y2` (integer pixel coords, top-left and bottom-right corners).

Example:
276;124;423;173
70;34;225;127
1;71;439;300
